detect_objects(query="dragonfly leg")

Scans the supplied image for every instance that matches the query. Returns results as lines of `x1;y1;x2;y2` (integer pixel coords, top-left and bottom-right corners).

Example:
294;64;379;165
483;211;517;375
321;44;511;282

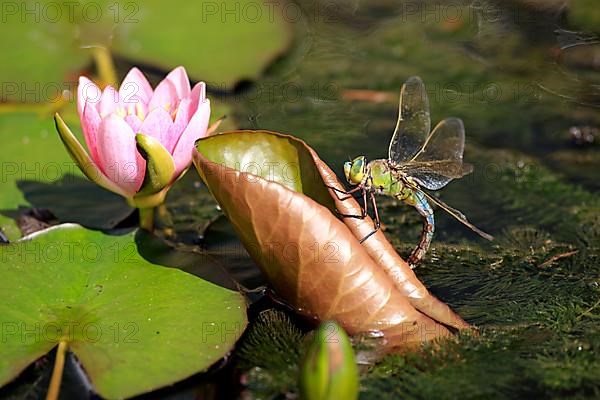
335;188;368;219
407;191;435;268
325;184;362;201
359;192;381;243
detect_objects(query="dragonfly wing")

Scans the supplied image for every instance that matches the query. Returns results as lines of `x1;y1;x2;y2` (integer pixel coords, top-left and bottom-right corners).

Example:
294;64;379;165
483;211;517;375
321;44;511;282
401;160;473;190
403;162;473;190
399;117;469;190
412;174;452;191
411;117;466;163
407;182;494;241
388;76;431;163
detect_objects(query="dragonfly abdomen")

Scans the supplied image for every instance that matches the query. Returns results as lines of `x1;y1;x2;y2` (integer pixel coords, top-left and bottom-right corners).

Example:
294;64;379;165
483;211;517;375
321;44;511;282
395;189;435;267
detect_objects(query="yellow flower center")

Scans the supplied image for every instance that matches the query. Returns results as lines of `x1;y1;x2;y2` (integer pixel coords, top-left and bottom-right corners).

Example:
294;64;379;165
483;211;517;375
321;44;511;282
114;102;148;121
113;101;178;122
163;102;178;120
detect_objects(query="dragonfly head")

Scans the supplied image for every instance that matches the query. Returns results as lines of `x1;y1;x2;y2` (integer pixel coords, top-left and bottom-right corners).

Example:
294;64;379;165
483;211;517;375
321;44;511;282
344;156;366;185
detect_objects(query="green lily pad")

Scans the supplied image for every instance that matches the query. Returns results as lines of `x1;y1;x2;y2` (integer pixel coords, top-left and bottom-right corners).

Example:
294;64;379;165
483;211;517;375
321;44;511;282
0;111;132;241
0;3;87;102
0;224;247;399
0;1;292;101
110;0;292;87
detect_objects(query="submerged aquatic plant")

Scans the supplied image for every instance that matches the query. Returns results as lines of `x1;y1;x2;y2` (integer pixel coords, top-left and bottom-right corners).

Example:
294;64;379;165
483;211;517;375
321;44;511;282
54;66;211;230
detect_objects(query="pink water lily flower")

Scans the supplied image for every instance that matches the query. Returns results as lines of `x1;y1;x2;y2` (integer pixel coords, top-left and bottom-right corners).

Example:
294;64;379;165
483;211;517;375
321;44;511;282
75;66;211;198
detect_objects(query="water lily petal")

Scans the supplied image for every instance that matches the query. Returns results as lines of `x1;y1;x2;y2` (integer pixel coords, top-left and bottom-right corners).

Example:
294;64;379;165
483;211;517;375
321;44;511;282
72;67;212;202
82;101;102;165
164;66;191;99
77;76;101;117
119;67;153;105
188;82;206;115
54;113;128;197
170;97;191;142
172;100;210;176
148;79;178;113
138;108;176;152
124;114;143;134
96;114;145;195
98;86;122;118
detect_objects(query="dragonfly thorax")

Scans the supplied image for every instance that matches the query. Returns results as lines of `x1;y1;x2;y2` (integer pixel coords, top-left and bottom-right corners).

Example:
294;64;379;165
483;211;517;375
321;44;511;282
365;159;409;197
345;156;409;197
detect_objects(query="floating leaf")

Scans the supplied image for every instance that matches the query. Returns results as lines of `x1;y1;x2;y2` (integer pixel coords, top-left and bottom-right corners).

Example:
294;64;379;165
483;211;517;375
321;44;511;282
0;4;87;102
194;130;464;350
0;1;293;101
0;224;247;399
0;112;132;241
109;0;292;88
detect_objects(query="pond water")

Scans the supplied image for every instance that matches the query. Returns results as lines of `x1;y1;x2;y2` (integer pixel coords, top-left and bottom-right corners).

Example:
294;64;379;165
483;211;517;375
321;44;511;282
198;1;599;246
1;0;599;399
174;2;600;398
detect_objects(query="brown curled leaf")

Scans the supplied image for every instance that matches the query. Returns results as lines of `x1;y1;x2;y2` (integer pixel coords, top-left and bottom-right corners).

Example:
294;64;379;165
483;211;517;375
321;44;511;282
193;131;459;349
311;150;470;330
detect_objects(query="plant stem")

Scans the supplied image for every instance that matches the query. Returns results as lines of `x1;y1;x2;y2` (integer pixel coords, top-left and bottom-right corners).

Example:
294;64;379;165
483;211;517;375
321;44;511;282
91;46;118;88
0;94;68;116
46;341;68;400
139;207;155;231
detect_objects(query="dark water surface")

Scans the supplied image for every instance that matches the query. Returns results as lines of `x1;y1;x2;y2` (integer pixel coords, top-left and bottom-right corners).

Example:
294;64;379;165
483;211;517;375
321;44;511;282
216;2;600;399
2;1;599;399
216;0;600;245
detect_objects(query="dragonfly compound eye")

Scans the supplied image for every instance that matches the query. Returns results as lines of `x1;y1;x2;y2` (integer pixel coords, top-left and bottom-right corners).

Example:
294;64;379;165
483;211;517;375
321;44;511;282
347;156;365;184
343;161;352;181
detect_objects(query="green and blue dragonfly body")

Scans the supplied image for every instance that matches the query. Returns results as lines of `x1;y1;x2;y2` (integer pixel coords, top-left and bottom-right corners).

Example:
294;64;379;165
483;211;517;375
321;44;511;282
338;76;493;267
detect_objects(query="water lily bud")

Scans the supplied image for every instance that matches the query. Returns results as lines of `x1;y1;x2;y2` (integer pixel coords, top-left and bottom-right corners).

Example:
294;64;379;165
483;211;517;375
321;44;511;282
299;321;359;400
55;66;211;210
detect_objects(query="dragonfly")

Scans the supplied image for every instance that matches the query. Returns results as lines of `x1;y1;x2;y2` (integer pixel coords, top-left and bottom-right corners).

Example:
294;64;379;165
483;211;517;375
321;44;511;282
332;76;493;267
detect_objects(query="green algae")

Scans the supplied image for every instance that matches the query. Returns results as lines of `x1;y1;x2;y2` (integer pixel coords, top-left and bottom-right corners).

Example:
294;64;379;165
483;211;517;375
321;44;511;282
1;0;599;398
224;2;600;398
